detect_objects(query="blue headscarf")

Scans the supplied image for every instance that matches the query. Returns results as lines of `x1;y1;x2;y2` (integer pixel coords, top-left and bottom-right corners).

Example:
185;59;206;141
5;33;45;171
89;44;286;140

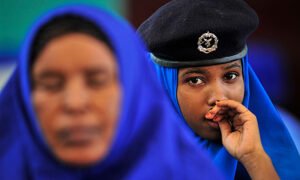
0;6;223;179
153;54;300;179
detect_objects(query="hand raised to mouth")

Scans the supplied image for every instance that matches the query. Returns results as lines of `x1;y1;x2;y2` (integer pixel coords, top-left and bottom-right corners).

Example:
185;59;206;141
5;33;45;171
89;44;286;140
205;99;261;161
205;99;279;179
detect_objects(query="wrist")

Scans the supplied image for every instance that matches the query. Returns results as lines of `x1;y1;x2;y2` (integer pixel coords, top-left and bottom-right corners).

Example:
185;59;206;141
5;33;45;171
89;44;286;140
240;148;267;170
240;150;279;180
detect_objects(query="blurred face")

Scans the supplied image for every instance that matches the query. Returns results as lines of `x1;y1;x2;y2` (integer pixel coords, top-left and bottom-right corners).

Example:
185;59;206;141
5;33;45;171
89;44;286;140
177;60;244;141
32;33;121;166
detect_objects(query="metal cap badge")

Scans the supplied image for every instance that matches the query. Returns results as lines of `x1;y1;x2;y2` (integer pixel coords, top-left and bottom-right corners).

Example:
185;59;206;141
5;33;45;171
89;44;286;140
197;31;218;54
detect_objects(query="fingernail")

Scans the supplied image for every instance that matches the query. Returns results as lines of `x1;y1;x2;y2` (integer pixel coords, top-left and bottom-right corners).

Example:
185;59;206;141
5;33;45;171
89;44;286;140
205;112;213;119
205;114;209;119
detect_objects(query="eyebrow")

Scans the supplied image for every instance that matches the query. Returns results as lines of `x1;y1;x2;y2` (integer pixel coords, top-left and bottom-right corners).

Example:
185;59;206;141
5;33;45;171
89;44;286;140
223;62;242;70
84;68;109;76
180;68;208;77
180;62;242;78
35;71;63;80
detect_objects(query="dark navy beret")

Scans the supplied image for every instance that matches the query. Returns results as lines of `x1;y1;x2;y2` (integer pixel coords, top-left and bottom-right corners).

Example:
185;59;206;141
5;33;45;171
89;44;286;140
137;0;259;67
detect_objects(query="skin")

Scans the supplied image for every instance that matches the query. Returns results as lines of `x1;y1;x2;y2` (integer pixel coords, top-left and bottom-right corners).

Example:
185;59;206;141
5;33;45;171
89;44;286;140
177;60;244;141
31;33;122;166
177;60;279;179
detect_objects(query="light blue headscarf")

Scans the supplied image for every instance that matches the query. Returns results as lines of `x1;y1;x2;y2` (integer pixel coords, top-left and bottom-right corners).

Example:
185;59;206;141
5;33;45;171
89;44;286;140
0;5;223;179
152;54;300;179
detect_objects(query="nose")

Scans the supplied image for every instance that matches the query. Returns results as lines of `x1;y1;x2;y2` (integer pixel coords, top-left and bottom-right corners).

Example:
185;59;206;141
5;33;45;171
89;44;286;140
62;79;89;114
207;81;228;106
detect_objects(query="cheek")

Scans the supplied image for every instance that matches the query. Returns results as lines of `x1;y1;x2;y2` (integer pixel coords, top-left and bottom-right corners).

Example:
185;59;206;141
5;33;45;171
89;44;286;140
32;91;61;133
238;86;245;102
231;80;245;103
32;91;47;113
177;87;189;113
93;85;122;127
32;92;56;117
177;87;205;119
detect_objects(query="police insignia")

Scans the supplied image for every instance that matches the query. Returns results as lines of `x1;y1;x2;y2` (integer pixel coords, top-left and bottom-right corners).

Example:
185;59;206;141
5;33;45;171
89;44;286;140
197;31;218;54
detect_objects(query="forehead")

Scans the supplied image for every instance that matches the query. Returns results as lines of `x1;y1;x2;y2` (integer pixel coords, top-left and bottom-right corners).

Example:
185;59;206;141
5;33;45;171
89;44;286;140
179;59;242;74
32;33;117;73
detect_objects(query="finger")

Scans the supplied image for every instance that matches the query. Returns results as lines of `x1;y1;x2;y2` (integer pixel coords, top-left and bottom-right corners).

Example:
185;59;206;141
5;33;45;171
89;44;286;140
213;113;230;122
218;119;232;140
216;99;248;114
205;105;229;119
227;109;236;117
233;112;257;128
213;114;223;122
232;115;244;127
215;109;228;115
205;106;220;119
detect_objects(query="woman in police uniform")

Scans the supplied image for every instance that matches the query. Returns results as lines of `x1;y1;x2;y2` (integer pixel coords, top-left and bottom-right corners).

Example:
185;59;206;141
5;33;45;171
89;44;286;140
138;0;300;179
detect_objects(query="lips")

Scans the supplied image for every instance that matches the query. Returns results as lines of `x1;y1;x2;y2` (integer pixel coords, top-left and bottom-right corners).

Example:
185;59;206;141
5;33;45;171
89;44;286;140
57;126;102;146
204;118;219;129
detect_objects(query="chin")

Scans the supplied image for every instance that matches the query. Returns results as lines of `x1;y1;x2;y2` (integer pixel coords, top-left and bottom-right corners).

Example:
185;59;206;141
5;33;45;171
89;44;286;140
197;130;222;143
206;136;222;143
56;146;108;167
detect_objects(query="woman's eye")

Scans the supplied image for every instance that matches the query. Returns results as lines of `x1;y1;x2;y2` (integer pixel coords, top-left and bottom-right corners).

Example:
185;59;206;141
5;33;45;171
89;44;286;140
188;77;204;85
87;77;107;88
33;73;64;92
224;72;239;80
35;81;63;92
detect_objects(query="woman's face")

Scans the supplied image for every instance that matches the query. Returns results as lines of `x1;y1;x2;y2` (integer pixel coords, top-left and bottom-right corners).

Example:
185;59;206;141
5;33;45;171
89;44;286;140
177;60;244;141
32;33;121;166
